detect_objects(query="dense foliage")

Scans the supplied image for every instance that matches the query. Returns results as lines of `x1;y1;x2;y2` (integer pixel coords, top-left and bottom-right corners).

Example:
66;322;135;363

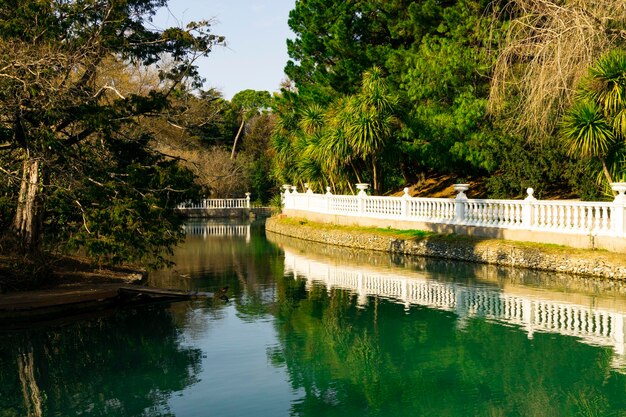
272;0;626;198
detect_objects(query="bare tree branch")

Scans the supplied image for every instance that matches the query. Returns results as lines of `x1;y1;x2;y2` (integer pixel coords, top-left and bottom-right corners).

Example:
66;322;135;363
489;0;626;140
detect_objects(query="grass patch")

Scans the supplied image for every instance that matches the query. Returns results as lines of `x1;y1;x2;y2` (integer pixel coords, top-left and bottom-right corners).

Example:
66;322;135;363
275;216;434;239
362;227;433;239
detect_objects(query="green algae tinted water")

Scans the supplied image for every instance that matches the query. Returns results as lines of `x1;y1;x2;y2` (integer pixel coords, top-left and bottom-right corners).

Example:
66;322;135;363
2;219;626;417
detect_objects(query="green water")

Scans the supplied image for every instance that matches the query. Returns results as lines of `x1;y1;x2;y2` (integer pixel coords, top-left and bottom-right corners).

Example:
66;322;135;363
2;220;626;417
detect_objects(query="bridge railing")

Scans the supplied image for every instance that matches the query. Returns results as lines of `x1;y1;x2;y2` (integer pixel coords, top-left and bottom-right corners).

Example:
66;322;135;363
178;193;251;210
282;183;626;238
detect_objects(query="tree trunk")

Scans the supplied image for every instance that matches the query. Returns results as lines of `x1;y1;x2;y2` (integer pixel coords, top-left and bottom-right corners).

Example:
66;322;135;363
13;156;43;252
601;158;615;194
372;157;378;194
349;161;362;184
230;118;245;159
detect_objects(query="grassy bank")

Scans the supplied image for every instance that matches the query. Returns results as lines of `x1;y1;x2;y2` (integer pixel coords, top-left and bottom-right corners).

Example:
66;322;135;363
278;216;435;239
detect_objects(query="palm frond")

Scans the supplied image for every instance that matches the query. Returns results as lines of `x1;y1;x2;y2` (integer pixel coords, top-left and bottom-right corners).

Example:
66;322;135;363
560;100;615;158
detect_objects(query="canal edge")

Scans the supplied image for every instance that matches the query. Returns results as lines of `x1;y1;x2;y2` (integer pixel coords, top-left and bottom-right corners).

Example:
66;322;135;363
265;216;626;280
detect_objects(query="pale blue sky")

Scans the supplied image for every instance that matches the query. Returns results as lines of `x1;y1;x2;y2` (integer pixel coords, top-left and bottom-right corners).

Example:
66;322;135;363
154;0;295;99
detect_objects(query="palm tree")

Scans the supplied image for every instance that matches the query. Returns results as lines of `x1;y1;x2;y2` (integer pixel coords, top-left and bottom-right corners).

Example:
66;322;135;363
560;100;616;185
560;49;626;187
271;69;399;194
343;67;399;193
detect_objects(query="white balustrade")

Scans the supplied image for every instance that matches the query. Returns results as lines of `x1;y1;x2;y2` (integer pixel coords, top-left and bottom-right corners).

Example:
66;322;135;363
281;183;626;238
407;198;456;221
178;194;251;210
529;200;613;234
463;199;525;227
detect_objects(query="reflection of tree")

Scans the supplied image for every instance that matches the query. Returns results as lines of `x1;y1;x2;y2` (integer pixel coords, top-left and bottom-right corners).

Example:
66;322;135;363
17;347;42;417
0;305;202;417
150;220;284;322
271;276;626;417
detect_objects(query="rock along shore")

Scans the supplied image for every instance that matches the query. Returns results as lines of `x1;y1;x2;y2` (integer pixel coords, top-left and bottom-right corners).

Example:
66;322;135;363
266;216;626;280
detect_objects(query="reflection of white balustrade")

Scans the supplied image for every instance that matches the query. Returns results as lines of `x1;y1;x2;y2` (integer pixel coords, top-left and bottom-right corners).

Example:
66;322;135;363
283;249;626;361
183;224;251;242
282;185;626;238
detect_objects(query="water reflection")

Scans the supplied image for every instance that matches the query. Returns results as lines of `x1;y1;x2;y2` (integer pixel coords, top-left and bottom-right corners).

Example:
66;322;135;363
149;219;284;324
268;231;626;371
3;223;626;417
268;233;626;416
183;222;251;242
149;220;280;295
0;306;201;417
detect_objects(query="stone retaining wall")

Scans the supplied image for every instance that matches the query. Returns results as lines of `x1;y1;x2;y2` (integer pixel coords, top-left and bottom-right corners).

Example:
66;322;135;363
266;217;626;280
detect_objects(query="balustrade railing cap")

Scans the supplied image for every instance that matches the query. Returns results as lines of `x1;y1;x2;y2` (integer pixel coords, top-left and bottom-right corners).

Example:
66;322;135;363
612;182;626;203
356;183;369;196
454;183;469;200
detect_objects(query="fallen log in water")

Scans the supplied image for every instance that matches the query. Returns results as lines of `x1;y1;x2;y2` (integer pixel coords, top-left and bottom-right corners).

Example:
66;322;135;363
0;285;225;328
118;286;215;299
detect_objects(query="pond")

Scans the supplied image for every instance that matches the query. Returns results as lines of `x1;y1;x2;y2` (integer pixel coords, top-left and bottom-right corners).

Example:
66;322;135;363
2;219;626;416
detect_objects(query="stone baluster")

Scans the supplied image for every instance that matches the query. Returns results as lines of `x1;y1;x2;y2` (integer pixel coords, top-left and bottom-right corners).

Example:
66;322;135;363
402;187;410;218
325;186;332;213
245;192;251;209
303;183;311;210
356;183;369;215
522;188;536;228
282;184;291;208
453;183;469;224
611;182;626;237
290;185;299;209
